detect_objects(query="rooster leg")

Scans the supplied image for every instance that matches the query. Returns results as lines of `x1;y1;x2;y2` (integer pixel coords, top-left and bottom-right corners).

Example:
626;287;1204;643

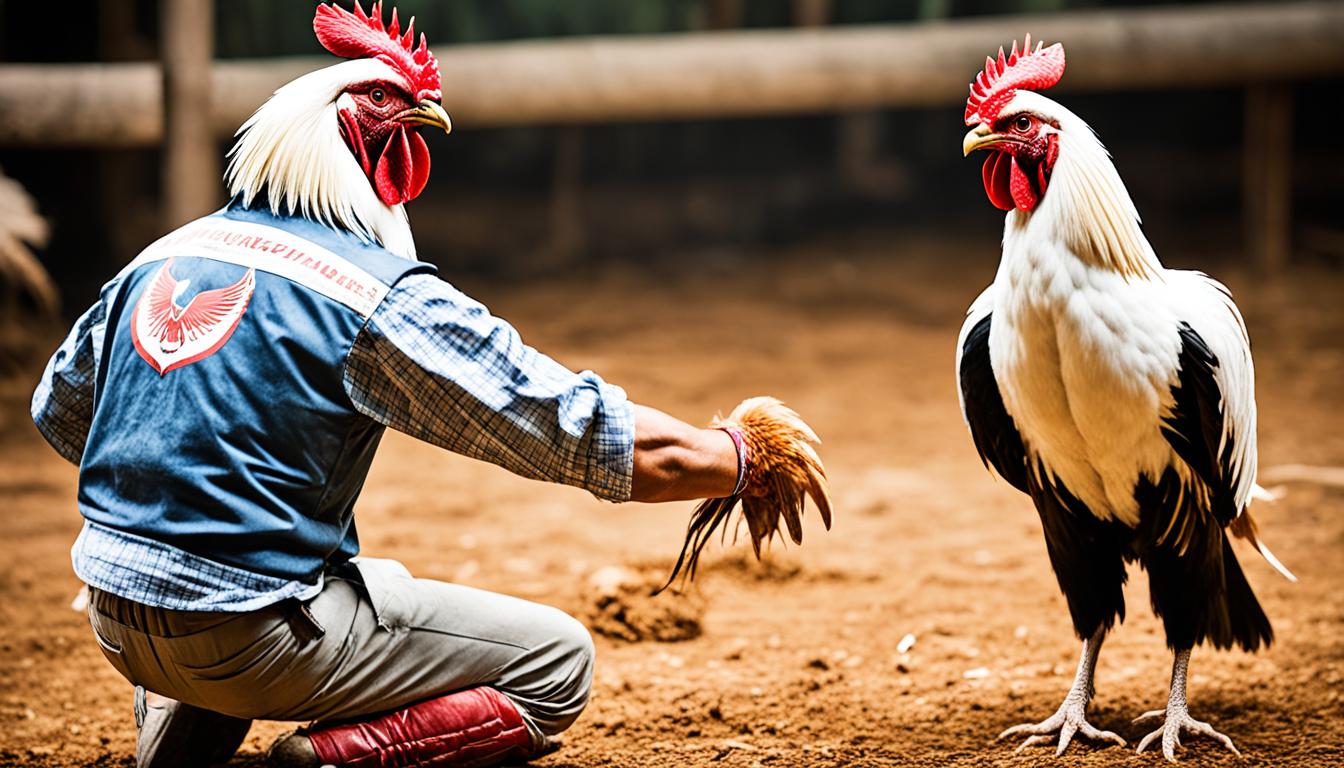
1133;649;1240;762
998;626;1125;756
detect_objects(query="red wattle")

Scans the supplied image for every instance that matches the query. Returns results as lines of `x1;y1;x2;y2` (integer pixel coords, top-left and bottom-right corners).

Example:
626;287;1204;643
1009;156;1039;211
373;126;432;206
406;129;431;200
338;109;371;176
982;152;1014;211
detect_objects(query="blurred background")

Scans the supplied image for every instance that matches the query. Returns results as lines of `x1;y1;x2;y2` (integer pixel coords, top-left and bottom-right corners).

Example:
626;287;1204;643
3;4;1344;764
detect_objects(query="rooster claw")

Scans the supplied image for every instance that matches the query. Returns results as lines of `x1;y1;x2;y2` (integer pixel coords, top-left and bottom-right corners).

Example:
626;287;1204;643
1134;705;1241;762
998;703;1126;756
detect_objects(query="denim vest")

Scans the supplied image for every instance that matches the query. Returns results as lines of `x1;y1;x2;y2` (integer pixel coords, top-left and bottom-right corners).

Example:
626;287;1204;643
77;202;433;582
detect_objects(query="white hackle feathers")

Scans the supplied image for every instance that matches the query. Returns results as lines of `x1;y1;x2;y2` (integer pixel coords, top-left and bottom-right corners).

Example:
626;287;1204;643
1003;91;1160;281
657;397;832;593
225;59;418;259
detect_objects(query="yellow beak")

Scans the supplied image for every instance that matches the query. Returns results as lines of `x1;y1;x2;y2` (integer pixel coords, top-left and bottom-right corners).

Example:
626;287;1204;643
962;123;1002;156
400;100;452;134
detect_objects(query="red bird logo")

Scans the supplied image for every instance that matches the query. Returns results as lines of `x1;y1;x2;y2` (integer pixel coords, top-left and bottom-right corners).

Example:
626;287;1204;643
131;258;256;375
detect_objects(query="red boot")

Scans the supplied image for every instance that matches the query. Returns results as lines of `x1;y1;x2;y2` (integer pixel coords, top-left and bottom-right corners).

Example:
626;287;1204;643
269;687;537;768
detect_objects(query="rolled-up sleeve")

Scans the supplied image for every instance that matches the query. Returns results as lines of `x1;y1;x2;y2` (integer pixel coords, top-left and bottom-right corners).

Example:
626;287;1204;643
32;299;106;465
344;272;635;501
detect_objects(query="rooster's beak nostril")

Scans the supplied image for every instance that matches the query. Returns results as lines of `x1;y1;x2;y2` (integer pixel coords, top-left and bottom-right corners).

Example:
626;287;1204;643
400;100;452;134
963;124;998;157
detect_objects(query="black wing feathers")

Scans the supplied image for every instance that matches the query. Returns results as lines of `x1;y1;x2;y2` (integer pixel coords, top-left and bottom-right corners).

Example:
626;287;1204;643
1146;323;1270;652
1160;322;1238;525
959;314;1030;494
961;308;1269;652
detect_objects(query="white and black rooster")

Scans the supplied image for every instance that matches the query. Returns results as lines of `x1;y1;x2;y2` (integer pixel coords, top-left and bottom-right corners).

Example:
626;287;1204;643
956;36;1295;761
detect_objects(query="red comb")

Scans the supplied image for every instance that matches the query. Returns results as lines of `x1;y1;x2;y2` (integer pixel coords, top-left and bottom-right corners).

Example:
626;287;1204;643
964;34;1065;126
314;1;441;102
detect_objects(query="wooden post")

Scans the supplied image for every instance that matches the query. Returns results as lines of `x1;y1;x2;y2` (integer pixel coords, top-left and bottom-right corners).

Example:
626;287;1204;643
99;0;157;268
838;111;883;193
917;0;951;19
794;0;882;195
792;0;831;28
161;0;218;229
544;126;586;270
1244;84;1293;273
705;0;743;30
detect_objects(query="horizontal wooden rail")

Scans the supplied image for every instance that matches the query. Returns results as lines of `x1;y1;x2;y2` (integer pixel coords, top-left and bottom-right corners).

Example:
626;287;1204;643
1;1;1341;147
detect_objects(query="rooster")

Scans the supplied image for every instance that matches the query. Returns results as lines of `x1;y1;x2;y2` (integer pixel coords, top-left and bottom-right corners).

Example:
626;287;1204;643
956;36;1295;760
226;0;450;260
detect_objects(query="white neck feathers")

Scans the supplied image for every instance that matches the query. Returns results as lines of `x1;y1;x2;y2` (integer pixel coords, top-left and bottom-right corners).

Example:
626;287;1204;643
1007;95;1161;281
225;60;418;260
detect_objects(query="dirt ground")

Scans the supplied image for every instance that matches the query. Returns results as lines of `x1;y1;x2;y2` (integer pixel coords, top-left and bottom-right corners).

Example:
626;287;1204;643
1;232;1341;767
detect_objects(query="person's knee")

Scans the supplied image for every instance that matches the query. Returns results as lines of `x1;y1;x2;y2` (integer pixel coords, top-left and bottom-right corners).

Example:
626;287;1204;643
550;609;596;697
529;608;595;734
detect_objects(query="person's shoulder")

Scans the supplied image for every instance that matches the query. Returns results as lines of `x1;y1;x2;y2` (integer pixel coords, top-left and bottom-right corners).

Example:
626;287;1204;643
380;270;491;319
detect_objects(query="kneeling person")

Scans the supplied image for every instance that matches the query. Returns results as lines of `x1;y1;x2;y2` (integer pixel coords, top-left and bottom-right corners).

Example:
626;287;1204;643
32;3;829;767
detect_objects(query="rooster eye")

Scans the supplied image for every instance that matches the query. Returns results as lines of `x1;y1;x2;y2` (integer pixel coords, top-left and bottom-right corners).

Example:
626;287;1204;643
1015;115;1033;133
370;88;387;105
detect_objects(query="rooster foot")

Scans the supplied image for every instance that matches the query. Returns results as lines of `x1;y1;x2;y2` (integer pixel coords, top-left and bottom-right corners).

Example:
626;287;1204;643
1133;706;1240;762
998;697;1126;756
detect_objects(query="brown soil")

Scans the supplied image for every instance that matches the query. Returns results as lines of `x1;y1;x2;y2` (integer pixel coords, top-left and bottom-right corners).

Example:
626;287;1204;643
1;233;1341;767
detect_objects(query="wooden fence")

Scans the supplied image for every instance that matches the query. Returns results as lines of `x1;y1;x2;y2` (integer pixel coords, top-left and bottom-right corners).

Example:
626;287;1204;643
1;0;1341;266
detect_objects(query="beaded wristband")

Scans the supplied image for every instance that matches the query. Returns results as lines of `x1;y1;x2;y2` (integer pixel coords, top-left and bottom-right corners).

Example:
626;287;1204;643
718;426;750;497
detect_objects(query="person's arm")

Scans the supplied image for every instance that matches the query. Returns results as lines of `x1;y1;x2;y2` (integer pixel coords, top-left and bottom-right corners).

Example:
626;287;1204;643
348;272;831;588
629;404;739;503
346;272;648;501
32;299;106;465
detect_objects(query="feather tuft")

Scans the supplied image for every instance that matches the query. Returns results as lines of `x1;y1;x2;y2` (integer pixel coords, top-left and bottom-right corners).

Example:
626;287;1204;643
656;397;832;594
0;165;57;318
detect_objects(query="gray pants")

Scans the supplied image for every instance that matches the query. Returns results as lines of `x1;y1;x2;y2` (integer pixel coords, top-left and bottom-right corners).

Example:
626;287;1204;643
87;558;595;748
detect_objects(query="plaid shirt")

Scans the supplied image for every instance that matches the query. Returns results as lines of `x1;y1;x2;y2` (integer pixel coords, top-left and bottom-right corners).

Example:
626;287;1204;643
34;271;635;611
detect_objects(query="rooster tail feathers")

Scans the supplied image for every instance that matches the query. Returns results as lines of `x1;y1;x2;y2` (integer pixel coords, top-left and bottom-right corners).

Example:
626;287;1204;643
1253;537;1297;583
1230;508;1298;583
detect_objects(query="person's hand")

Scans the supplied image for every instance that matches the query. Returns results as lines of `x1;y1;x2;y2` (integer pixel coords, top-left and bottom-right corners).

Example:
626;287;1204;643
657;397;831;593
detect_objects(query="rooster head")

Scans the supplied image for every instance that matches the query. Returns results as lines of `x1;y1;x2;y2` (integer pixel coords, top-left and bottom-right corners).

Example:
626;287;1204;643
315;1;449;207
961;35;1066;213
226;1;450;259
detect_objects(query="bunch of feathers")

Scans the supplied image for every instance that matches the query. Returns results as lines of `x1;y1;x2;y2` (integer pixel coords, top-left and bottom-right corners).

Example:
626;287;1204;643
0;166;58;382
658;396;832;593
